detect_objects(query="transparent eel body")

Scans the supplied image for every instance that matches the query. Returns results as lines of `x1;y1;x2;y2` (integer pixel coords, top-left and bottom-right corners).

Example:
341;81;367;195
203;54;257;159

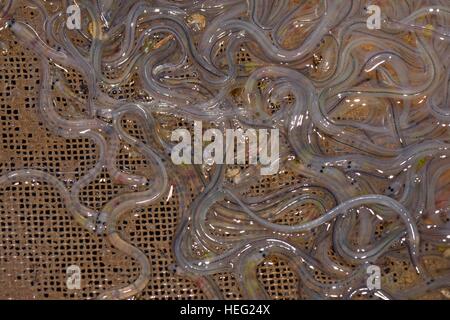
2;0;450;300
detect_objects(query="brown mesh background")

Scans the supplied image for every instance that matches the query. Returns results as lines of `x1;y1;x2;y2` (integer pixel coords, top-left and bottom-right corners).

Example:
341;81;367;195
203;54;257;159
1;1;449;300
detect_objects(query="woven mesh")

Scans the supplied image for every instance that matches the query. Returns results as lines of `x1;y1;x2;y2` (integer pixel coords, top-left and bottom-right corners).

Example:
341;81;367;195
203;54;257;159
1;0;449;300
